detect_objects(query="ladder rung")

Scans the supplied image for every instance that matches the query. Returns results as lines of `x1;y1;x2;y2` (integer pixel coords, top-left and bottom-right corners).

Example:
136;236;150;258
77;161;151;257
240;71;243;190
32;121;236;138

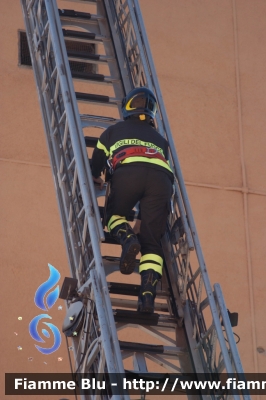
84;136;98;148
111;298;169;312
63;29;109;43
76;92;119;106
108;281;170;298
68;50;101;60
80;115;121;128
77;92;109;103
59;9;92;19
119;341;187;357
109;282;140;296
71;71;105;82
59;9;104;22
113;309;177;329
71;71;118;84
67;50;114;64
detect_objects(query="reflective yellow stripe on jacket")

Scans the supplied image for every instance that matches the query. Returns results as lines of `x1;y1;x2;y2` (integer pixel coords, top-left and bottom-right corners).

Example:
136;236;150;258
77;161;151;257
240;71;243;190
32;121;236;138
96;140;109;156
121;156;173;173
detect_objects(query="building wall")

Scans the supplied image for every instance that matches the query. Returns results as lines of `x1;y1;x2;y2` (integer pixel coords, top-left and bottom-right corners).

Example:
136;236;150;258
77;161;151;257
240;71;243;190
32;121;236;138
1;0;266;398
140;0;266;376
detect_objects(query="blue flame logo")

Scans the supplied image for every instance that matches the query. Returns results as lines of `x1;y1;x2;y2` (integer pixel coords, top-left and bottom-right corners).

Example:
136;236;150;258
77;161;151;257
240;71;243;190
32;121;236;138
29;314;61;354
29;264;62;355
34;264;60;311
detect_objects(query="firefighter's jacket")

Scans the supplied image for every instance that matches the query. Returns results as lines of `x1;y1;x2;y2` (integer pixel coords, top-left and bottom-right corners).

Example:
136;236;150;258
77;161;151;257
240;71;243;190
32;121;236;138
91;118;174;182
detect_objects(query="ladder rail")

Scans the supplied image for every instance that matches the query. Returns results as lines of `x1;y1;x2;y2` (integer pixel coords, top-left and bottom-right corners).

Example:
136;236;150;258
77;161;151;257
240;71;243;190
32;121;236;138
109;0;248;386
129;0;239;377
45;0;130;390
49;0;131;388
140;8;252;383
21;1;130;396
214;284;250;400
49;0;105;244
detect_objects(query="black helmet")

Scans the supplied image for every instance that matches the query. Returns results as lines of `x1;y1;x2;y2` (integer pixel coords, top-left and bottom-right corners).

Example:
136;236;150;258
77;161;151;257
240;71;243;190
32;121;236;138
121;87;157;120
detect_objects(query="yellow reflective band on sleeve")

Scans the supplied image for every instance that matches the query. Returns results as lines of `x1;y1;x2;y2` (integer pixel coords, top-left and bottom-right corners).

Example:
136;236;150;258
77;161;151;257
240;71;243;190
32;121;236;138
121;156;173;173
107;215;128;232
110;139;164;157
139;263;163;275
96;140;109;156
140;254;163;265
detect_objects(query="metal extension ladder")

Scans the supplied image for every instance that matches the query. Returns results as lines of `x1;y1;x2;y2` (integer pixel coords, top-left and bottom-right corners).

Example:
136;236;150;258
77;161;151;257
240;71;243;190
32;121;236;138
21;0;249;399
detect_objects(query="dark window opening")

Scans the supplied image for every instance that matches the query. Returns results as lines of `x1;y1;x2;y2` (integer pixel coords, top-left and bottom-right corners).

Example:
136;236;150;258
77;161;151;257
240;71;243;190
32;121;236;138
19;31;96;73
19;31;32;66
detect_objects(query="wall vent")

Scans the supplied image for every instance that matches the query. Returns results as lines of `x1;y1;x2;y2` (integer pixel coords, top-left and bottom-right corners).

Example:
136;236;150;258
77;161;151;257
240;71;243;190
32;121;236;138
19;31;32;66
19;30;96;74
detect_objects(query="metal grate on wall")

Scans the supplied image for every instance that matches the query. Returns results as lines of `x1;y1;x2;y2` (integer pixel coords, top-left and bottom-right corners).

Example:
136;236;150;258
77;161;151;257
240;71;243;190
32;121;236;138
19;31;32;66
19;31;96;73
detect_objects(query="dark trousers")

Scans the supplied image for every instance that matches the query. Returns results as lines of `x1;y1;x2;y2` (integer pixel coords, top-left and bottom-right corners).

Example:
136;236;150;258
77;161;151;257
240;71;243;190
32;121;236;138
106;165;173;260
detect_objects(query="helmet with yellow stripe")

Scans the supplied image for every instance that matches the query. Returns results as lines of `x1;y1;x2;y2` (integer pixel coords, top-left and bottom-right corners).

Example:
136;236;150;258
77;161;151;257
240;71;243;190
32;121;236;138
121;87;157;121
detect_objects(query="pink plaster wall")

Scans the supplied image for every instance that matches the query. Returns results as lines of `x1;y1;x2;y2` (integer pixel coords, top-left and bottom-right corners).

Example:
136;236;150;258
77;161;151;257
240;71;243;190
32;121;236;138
1;0;266;398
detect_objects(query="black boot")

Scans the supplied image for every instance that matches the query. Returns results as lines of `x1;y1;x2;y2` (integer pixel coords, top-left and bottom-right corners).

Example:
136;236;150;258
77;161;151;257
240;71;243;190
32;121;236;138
110;223;141;275
138;269;161;313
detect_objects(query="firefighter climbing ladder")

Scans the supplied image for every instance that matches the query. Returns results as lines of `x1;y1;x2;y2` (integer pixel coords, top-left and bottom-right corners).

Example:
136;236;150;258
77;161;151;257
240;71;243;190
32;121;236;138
21;0;249;398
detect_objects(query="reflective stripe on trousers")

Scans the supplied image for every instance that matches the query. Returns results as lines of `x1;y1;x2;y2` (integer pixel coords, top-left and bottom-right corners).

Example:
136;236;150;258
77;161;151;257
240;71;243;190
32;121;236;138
139;253;163;275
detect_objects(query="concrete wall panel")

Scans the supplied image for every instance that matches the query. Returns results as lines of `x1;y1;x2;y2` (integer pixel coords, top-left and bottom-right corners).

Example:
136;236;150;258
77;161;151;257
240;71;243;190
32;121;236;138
140;0;242;188
0;2;50;164
187;185;254;370
234;0;266;192
248;194;266;371
0;161;71;397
